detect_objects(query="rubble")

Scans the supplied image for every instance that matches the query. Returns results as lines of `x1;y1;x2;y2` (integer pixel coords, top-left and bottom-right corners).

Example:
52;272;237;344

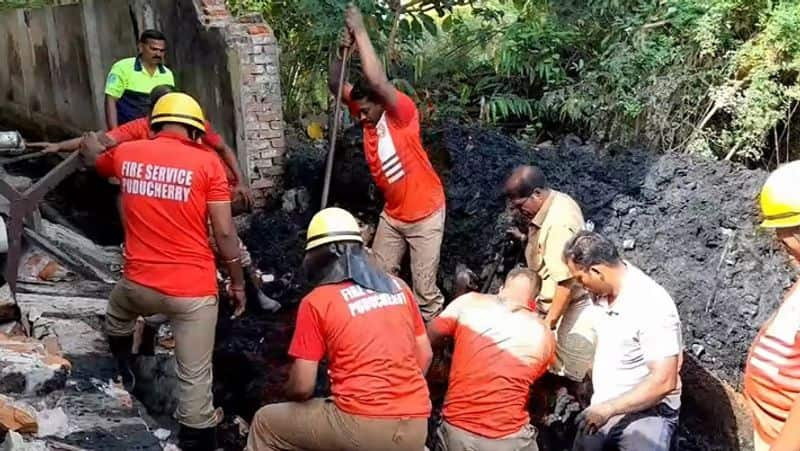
35;407;70;438
0;334;70;395
1;431;48;451
0;395;37;433
0;285;17;323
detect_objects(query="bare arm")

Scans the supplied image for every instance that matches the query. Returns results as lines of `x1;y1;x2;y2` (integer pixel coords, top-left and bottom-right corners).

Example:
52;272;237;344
605;356;679;415
47;131;114;154
771;397;800;451
105;95;118;130
544;283;572;330
215;143;244;185
426;321;449;349
285;359;318;402
208;202;245;290
415;333;433;375
346;7;397;108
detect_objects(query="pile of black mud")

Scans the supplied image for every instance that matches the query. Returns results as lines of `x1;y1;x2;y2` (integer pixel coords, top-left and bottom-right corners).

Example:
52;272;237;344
224;123;794;450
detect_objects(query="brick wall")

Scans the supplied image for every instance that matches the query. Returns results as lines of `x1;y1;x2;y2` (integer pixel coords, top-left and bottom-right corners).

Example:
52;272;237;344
196;0;285;207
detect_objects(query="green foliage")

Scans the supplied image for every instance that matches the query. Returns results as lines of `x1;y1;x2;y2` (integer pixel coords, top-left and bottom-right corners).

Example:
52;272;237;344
226;0;472;121
230;0;800;164
0;0;57;10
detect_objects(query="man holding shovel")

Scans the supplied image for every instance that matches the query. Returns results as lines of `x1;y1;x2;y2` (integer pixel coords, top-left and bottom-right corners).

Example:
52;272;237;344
328;5;446;321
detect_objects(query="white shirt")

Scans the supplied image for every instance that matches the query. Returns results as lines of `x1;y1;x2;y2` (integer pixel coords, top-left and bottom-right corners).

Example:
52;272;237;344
591;262;683;410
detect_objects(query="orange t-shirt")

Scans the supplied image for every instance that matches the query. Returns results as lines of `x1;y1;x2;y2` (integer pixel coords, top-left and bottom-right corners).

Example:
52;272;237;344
288;279;432;419
431;293;555;438
744;283;800;444
345;87;445;222
95;131;231;297
106;117;236;189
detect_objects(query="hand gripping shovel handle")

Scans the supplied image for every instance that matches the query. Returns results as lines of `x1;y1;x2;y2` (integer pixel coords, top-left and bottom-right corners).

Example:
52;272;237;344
320;46;351;210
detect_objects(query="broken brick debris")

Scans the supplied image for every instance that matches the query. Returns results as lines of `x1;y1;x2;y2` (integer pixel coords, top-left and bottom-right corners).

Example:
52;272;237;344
0;333;70;396
0;395;37;434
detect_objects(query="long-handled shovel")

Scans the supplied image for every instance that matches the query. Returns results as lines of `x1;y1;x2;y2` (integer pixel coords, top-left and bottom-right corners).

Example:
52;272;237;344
320;45;351;209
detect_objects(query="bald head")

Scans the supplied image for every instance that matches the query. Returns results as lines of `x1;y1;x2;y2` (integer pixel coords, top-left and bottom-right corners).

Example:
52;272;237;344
504;165;547;200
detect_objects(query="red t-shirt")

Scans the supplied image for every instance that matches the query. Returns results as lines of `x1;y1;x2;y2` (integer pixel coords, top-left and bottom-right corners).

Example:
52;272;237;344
744;283;800;444
95;131;231;297
431;293;555;438
106;117;236;186
288;279;431;419
345;87;445;222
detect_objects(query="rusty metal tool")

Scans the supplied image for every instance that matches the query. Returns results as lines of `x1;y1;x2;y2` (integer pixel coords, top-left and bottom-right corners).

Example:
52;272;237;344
320;45;351;209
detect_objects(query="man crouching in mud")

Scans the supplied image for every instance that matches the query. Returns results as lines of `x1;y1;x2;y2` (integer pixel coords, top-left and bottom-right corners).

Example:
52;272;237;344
245;208;432;451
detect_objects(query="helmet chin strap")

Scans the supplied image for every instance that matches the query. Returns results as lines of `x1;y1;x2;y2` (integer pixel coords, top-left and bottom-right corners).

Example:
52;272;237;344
314;244;401;295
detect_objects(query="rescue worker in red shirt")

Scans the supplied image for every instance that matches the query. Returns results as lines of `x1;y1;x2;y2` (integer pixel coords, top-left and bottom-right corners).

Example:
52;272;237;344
245;207;433;451
79;92;245;451
42;85;254;207
744;161;800;451
329;5;447;321
45;86;279;318
428;267;555;451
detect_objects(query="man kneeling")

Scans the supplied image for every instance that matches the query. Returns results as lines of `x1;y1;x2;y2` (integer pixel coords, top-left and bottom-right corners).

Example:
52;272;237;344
428;268;556;451
565;232;682;451
246;207;433;451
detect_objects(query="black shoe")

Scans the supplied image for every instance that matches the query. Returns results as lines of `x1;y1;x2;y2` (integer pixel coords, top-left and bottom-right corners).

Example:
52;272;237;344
107;334;136;392
138;323;158;356
179;425;217;451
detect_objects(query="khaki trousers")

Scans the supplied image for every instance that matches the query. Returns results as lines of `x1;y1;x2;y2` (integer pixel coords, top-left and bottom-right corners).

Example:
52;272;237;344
435;420;538;451
246;398;428;451
105;278;219;429
373;208;445;321
543;294;597;382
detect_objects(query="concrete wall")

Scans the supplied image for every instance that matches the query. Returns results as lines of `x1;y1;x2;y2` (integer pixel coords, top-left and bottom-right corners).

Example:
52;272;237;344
0;0;285;206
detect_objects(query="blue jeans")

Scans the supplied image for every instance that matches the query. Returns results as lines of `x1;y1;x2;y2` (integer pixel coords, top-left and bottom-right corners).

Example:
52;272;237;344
572;403;679;451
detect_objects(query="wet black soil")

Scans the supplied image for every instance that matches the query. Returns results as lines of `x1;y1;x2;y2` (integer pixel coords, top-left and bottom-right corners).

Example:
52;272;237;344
223;122;794;450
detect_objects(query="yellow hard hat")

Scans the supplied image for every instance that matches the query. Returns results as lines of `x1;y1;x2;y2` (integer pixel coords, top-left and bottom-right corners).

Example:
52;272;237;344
305;207;364;251
150;92;206;133
760;161;800;228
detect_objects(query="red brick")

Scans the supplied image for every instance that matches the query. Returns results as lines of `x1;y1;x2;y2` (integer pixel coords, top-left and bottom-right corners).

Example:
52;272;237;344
248;25;269;35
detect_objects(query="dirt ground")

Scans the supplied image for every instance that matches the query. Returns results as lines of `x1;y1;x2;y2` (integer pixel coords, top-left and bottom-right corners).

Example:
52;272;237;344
226;122;794;450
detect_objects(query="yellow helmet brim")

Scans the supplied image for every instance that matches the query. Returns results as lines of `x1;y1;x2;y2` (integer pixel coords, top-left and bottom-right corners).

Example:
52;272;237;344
760;213;800;229
150;114;206;133
305;232;363;251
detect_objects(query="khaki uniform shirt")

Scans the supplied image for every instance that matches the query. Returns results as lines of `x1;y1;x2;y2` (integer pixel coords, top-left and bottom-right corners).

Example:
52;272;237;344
525;190;585;304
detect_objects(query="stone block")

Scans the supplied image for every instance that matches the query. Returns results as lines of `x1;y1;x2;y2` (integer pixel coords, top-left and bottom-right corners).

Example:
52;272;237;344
251;178;275;190
251;35;275;45
251;65;266;75
270;137;286;148
270;120;283;130
254;75;271;84
258;148;284;159
261;166;285;176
